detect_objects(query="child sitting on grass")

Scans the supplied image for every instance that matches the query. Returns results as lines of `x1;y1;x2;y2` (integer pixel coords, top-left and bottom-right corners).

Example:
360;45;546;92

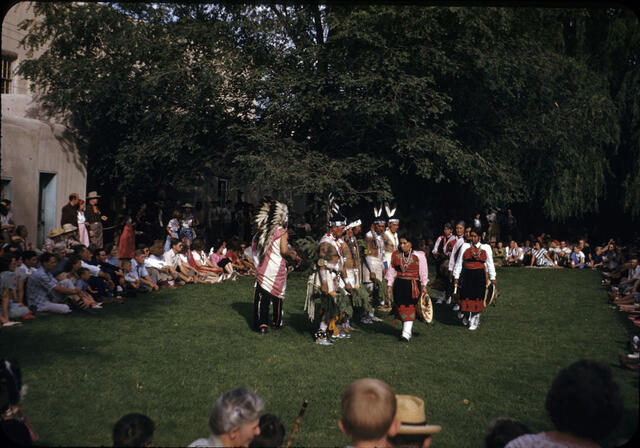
338;378;400;448
76;267;96;295
75;268;102;309
122;259;140;296
0;254;25;326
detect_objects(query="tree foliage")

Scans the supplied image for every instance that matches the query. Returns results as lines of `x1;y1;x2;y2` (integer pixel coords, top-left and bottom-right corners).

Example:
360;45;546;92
17;3;640;220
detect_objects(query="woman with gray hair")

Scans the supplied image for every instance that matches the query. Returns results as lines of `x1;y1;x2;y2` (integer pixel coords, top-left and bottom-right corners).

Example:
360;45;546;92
189;387;264;447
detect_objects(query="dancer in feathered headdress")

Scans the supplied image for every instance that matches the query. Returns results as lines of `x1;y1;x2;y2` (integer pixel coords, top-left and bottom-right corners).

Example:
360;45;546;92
304;194;351;345
341;217;373;330
382;202;400;271
360;203;386;323
251;197;300;334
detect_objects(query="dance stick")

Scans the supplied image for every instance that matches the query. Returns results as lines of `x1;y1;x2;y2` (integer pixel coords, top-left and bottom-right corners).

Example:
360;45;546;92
285;399;309;448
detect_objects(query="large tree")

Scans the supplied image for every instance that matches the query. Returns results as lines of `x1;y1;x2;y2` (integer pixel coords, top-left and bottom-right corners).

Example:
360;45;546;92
17;2;640;223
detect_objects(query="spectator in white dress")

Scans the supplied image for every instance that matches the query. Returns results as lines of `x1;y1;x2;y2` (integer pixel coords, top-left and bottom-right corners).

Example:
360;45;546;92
505;241;523;266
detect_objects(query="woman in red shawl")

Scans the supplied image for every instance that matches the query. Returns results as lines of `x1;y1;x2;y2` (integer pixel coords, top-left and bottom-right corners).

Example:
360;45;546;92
117;212;135;260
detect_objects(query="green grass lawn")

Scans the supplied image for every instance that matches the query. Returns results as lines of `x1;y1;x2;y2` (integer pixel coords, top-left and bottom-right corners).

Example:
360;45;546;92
1;268;638;447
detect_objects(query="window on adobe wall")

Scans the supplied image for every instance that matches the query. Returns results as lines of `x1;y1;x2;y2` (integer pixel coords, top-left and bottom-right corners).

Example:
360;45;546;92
1;55;16;94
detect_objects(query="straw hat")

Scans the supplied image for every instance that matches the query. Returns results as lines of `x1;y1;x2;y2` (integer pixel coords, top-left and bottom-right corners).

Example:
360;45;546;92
47;227;65;238
395;395;442;435
86;191;101;199
182;202;194;208
62;223;78;234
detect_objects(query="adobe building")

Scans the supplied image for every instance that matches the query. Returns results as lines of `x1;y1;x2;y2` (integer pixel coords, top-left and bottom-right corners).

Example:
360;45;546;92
1;2;87;247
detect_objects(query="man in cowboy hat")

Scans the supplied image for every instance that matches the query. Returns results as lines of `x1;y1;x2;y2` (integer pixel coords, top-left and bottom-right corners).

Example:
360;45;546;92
389;395;441;447
61;223;82;253
43;227;65;253
85;191;108;249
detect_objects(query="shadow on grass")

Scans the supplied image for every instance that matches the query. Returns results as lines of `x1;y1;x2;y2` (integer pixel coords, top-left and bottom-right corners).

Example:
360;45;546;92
431;303;467;327
285;311;314;334
231;301;254;330
1;317;114;369
230;300;312;334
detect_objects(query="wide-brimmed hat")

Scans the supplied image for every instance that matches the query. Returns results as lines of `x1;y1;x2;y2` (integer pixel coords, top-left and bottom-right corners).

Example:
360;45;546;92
47;227;65;238
62;223;78;234
395;395;442;435
182;202;194;208
86;191;101;199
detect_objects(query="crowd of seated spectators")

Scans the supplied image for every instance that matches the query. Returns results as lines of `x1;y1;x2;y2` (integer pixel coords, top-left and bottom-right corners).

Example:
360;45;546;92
489;235;609;270
485;232;639;369
0;195;258;328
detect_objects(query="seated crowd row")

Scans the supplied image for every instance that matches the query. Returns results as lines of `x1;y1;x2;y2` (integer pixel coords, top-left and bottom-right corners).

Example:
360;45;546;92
492;233;640;369
489;237;622;269
0;230;256;325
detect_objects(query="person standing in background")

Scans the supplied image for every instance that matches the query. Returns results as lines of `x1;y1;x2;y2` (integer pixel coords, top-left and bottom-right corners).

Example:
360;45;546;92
85;191;108;249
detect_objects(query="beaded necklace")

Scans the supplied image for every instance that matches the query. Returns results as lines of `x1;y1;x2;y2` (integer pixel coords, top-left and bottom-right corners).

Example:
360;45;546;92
401;249;413;273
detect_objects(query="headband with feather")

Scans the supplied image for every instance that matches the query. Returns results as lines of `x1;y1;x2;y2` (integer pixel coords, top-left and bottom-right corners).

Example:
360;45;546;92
385;202;399;223
253;198;288;263
373;203;385;224
328;194;347;227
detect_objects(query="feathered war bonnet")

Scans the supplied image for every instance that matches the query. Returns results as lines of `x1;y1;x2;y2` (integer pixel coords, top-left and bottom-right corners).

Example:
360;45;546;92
327;193;347;227
253;197;289;263
385;202;399;224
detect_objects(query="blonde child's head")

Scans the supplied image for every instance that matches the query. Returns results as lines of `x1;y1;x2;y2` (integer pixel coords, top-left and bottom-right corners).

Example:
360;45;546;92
340;378;397;443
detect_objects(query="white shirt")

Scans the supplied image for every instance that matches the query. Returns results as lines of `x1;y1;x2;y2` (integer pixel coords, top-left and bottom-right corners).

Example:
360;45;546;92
448;237;466;271
167;218;180;233
433;234;456;256
627;265;640;281
0;211;14;226
182;216;194;229
571;250;585;265
188;434;223;447
453;242;496;281
145;254;167;270
81;260;101;277
192;250;210;267
506;246;524;261
163;249;180;269
15;264;35;285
